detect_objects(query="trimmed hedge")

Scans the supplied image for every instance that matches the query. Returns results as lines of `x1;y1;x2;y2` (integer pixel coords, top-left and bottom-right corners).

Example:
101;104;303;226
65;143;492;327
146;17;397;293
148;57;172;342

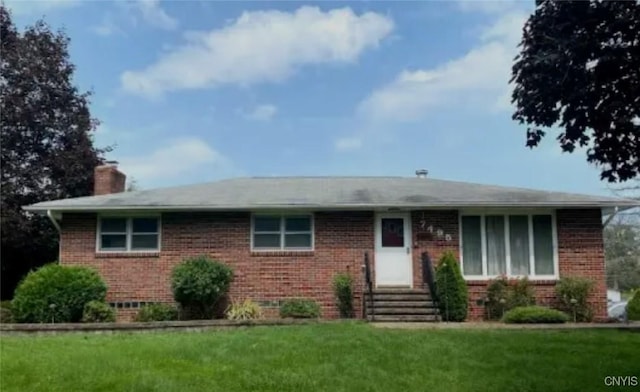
280;298;321;319
332;273;354;318
135;303;179;322
171;256;234;319
628;290;640;321
82;301;115;323
11;264;107;323
435;251;468;321
502;306;569;324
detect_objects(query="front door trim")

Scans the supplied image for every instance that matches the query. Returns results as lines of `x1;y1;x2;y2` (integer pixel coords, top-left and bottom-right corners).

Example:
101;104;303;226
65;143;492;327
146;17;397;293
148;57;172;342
374;212;413;288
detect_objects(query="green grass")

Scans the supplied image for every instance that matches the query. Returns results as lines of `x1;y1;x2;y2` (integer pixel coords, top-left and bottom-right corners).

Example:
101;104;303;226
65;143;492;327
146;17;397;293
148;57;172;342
1;323;638;392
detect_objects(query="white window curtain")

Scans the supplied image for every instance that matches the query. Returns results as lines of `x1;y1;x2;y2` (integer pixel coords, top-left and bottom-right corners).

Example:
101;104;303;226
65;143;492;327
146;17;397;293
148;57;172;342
460;212;556;278
485;216;506;275
509;215;530;275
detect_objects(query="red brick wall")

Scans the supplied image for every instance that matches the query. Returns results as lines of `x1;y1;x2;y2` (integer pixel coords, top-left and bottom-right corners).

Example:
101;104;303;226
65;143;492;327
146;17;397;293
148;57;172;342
411;210;460;289
60;208;606;322
60;211;374;321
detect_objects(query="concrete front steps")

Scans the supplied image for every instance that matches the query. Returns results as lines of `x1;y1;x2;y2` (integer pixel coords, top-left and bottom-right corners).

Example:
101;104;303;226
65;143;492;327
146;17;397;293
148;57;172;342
366;288;439;322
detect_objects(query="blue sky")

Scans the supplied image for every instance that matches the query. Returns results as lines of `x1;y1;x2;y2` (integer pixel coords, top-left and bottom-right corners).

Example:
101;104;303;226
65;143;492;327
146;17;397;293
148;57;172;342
6;0;614;195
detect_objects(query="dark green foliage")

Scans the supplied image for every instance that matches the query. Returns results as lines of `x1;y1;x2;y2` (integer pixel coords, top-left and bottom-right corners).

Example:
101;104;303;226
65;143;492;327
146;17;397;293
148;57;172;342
11;264;107;323
485;277;536;320
82;301;115;323
0;301;13;323
555;277;594;322
171;256;233;319
435;251;468;321
332;273;354;318
0;6;107;299
135;303;179;322
485;276;509;320
507;277;536;308
279;298;321;319
628;290;640;321
511;0;640;182
503;306;569;324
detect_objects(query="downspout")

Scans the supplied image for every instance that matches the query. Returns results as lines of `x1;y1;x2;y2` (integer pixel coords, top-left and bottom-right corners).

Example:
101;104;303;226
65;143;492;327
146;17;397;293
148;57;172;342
47;210;62;262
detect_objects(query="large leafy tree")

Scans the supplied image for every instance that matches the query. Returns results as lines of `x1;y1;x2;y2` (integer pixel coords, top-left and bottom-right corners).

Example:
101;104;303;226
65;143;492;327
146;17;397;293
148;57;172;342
605;221;640;291
511;0;640;182
0;6;107;298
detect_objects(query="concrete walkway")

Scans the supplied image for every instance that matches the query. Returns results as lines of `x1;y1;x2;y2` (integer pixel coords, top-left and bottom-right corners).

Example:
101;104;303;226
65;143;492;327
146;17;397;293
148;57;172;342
372;321;640;330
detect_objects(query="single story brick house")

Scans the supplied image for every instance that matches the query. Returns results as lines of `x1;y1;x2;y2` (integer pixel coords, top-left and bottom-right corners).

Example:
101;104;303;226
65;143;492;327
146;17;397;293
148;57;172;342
25;164;638;321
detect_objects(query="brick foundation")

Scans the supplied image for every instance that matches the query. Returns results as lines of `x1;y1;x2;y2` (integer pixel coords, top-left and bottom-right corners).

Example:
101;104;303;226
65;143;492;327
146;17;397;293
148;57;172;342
59;208;606;322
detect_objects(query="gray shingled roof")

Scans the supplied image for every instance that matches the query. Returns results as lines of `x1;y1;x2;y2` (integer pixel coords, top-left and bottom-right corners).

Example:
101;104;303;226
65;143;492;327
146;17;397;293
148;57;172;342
24;176;639;213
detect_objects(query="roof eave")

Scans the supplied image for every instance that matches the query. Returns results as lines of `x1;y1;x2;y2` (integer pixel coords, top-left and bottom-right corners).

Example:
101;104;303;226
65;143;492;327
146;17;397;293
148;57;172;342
23;201;639;214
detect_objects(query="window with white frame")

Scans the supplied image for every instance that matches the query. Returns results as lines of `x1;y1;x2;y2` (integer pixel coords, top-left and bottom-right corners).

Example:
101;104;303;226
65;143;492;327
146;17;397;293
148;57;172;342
460;213;556;278
252;215;313;250
98;217;160;252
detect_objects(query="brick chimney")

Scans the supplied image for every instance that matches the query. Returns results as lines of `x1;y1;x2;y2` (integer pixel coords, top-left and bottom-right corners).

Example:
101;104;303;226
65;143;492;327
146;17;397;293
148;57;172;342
94;161;126;195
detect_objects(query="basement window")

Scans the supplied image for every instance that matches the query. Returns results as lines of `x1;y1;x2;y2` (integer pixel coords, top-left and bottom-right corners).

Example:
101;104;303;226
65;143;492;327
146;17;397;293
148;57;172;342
252;214;313;251
98;217;160;252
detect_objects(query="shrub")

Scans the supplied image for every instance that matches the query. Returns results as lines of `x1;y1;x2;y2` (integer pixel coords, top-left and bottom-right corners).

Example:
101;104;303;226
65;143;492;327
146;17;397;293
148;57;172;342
555;277;594;322
280;298;321;318
0;301;13;323
485;276;509;320
332;273;354;318
226;299;263;320
503;306;569;324
171;256;234;319
434;251;468;322
628;290;640;321
11;264;107;323
81;301;115;323
135;303;179;322
508;277;536;309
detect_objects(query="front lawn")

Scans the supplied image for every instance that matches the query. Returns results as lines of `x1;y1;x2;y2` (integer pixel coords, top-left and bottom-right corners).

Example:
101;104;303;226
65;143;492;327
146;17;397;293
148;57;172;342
1;323;638;392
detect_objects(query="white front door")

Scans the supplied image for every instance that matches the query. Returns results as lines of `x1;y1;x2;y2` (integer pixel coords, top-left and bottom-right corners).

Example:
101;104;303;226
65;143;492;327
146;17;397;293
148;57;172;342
375;212;413;287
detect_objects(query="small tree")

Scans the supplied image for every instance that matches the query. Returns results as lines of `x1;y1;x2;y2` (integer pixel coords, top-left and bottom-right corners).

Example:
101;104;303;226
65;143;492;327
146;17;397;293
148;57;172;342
171;256;233;319
435;252;468;322
332;273;354;318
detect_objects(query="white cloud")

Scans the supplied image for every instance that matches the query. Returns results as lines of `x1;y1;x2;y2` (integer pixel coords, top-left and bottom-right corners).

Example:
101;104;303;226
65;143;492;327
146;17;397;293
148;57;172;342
456;0;523;15
91;15;125;37
335;137;363;152
135;0;178;31
3;0;79;15
121;6;394;98
243;104;278;121
117;138;231;182
357;12;527;122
